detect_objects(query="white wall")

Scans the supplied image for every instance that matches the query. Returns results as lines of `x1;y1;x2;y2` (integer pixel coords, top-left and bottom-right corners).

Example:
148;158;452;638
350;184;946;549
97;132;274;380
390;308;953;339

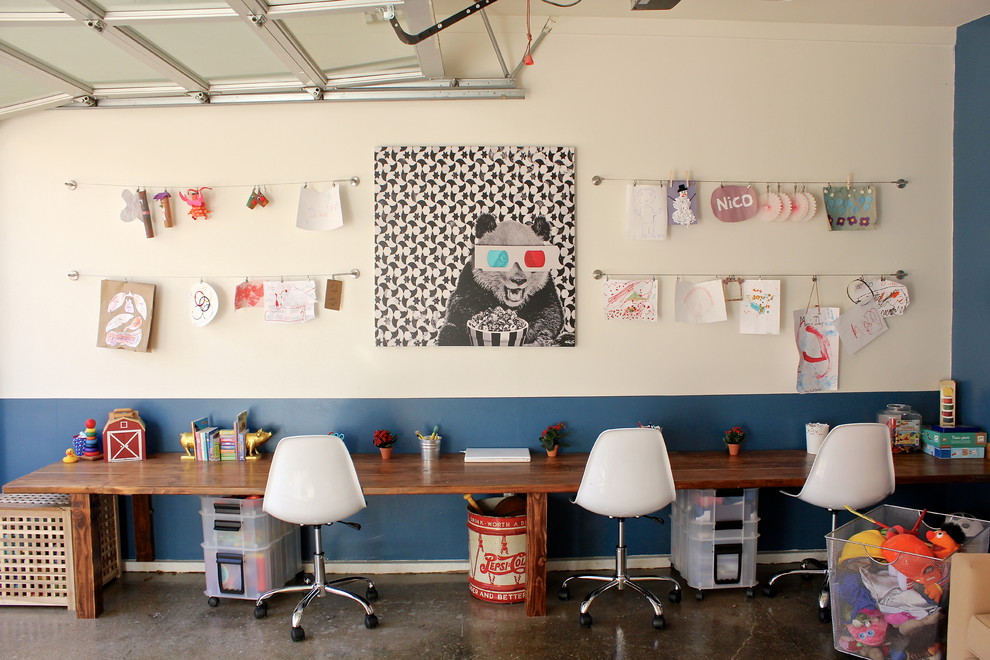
0;17;955;399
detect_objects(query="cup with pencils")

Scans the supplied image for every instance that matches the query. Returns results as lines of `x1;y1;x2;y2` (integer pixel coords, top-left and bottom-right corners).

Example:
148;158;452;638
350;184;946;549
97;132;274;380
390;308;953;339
416;426;441;461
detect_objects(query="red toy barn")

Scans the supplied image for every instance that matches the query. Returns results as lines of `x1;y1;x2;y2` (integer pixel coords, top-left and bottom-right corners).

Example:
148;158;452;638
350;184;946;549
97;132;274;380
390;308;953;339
103;408;147;462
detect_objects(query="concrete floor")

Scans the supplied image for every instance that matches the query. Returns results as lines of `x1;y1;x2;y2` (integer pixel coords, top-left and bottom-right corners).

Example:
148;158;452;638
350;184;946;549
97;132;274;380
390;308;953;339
1;565;847;660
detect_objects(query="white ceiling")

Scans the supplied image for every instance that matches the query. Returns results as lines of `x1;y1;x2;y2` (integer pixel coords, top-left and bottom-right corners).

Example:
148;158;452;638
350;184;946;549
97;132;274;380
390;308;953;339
475;0;990;28
0;0;987;119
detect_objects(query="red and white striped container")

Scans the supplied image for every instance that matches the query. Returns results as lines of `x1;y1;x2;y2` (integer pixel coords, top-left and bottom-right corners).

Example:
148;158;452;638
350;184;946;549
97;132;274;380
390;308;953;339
467;497;527;603
466;319;528;347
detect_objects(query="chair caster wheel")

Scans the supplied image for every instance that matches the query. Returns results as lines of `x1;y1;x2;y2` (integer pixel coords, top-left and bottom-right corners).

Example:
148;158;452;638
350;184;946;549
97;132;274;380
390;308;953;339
668;589;681;604
365;614;379;629
253;603;268;619
746;588;756;599
653;615;666;630
818;608;830;623
207;597;219;608
762;585;776;598
695;591;704;601
290;626;305;642
579;612;593;628
558;586;571;601
366;586;379;602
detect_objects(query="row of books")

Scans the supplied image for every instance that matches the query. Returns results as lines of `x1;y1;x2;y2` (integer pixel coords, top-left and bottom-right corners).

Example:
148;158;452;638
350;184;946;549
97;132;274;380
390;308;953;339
191;411;249;461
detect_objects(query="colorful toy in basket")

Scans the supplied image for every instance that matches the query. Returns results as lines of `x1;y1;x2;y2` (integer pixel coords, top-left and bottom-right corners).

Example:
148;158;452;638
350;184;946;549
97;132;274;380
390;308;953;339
926;524;964;559
837;608;891;659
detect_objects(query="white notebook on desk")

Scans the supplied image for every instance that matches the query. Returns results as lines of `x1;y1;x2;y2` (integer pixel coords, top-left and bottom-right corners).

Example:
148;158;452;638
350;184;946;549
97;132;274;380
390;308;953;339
464;448;531;463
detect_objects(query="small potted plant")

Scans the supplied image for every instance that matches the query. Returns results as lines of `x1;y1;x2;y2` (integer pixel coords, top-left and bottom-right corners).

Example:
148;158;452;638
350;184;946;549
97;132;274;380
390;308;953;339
538;422;569;457
373;429;397;460
723;426;745;456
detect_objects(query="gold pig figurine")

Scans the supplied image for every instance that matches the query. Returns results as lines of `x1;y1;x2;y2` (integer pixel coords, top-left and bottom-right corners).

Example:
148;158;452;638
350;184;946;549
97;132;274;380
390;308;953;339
245;429;272;460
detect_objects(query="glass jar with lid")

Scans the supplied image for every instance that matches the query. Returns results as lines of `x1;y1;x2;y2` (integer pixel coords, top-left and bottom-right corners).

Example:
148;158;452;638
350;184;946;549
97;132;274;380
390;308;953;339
877;404;922;453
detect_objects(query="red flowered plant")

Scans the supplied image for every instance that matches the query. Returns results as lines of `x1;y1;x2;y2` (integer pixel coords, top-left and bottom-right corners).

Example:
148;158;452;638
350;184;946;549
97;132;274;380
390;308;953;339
373;429;396;448
723;426;745;445
538;422;569;451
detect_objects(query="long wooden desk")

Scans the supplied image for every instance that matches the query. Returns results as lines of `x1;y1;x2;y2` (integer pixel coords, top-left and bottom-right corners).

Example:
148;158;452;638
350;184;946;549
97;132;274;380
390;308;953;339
5;450;990;620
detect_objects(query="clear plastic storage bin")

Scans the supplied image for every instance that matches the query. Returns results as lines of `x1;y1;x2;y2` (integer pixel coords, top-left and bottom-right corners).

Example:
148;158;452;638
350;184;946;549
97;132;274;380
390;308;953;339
826;504;990;659
671;488;760;594
200;510;292;549
203;528;301;602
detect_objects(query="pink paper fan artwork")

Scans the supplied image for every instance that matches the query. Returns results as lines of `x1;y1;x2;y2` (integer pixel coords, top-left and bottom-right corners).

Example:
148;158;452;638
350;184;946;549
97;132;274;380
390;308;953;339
754;191;782;222
776;192;793;222
789;191;810;222
800;191;818;222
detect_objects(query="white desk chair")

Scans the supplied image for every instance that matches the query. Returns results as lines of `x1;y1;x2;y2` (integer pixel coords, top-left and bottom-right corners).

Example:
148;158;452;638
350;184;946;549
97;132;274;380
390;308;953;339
761;422;895;622
253;434;379;642
558;427;683;629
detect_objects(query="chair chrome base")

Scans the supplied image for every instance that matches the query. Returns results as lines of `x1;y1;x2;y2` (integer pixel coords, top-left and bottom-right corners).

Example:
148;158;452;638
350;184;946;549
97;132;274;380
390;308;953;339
760;508;837;622
558;518;682;629
254;524;379;641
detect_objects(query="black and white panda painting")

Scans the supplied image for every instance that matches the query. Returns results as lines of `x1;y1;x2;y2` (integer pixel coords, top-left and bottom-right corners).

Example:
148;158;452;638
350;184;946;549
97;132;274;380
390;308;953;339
374;146;575;347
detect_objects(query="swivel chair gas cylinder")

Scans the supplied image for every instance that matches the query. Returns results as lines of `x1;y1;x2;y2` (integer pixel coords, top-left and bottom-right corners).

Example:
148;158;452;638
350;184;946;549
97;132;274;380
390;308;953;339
253;434;379;641
558;427;683;629
761;423;895;622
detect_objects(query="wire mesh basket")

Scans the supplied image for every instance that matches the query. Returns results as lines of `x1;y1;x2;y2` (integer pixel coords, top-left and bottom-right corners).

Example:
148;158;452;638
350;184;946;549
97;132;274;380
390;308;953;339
826;504;989;659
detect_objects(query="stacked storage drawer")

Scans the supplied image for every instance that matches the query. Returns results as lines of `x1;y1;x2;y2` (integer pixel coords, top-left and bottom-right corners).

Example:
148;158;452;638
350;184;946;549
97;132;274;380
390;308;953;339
200;496;301;606
671;488;759;598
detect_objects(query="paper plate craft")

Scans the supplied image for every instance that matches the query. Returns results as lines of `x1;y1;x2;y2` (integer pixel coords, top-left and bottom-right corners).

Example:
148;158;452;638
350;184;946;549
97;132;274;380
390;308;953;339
754;189;782;222
775;191;793;222
189;281;219;326
710;185;758;222
179;187;212;220
824;184;878;230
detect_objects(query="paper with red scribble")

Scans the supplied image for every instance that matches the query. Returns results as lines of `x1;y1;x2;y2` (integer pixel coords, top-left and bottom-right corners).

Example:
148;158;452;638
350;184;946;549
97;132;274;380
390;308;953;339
234;281;265;309
675;279;726;323
794;306;840;392
838;300;888;354
263;280;317;323
868;278;910;317
603;279;658;321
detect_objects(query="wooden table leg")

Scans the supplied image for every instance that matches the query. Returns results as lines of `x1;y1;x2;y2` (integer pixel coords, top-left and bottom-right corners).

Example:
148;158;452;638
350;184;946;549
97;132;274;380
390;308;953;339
525;492;548;617
132;494;155;562
70;493;103;619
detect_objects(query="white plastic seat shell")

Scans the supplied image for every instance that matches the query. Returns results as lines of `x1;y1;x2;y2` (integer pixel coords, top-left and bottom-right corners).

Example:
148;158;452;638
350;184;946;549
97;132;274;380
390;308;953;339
574;427;677;518
786;422;895;511
262;434;367;526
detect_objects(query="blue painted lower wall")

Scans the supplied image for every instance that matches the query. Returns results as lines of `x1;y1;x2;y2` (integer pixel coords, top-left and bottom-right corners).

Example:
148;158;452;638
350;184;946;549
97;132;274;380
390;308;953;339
2;392;984;563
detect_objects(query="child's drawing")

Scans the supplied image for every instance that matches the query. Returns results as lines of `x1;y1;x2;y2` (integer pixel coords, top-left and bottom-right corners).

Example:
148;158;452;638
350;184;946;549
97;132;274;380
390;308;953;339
603;279;658;321
739;280;780;335
668;181;698;226
838;300;888;354
626;184;667;240
675;279;726;323
794;306;840;392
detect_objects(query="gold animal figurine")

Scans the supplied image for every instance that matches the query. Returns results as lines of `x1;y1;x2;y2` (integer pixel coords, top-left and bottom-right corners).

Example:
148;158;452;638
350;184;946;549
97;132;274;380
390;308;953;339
245;429;272;460
179;431;196;459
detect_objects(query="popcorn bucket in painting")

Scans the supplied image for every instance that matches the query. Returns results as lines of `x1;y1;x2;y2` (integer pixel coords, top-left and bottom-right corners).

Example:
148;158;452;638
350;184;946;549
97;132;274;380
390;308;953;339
467;496;527;603
466;318;528;347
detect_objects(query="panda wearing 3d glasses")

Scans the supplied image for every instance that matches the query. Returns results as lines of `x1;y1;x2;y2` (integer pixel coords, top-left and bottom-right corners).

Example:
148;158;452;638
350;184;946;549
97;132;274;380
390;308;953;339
437;214;566;347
